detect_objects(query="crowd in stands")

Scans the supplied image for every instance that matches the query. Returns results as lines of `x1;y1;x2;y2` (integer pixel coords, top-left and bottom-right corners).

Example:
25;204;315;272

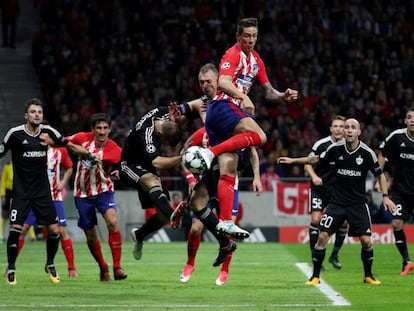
31;0;414;185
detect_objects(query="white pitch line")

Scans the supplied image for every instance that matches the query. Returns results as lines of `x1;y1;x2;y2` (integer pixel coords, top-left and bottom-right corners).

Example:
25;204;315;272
296;262;351;306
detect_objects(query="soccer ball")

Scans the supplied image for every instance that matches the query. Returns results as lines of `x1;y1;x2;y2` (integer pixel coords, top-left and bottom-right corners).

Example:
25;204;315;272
182;146;208;174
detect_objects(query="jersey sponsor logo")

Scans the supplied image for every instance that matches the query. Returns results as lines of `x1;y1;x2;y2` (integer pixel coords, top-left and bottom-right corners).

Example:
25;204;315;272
221;61;230;69
238;74;254;83
400;142;406;147
336;168;362;177
23;150;46;158
338;155;344;160
22;139;29;144
356;155;363;165
0;144;4;153
400;152;414;160
236;77;254;88
146;144;156;153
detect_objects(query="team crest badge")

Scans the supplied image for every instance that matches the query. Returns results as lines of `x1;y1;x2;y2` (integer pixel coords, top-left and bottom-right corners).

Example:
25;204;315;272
146;144;156;153
221;61;230;69
356;155;363;165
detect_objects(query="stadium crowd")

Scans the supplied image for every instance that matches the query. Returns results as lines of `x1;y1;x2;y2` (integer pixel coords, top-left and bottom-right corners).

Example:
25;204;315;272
31;0;414;181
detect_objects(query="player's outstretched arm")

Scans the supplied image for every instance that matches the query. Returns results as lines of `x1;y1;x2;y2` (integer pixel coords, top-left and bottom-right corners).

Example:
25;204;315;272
152;155;182;170
277;156;319;165
262;83;299;103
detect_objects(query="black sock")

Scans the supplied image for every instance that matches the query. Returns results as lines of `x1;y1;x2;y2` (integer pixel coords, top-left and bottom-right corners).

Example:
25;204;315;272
46;233;60;266
309;223;319;251
312;246;326;278
195;207;229;247
394;229;411;262
149;186;173;219
135;213;164;241
361;247;374;277
331;226;347;257
7;227;22;270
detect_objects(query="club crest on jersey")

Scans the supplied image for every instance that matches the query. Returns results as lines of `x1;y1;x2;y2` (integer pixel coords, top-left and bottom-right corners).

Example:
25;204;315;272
146;144;156;153
356;155;363;165
221;61;231;69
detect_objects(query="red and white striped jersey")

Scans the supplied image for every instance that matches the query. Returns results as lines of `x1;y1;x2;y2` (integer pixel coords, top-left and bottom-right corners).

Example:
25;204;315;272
217;43;269;104
67;132;122;198
47;147;73;201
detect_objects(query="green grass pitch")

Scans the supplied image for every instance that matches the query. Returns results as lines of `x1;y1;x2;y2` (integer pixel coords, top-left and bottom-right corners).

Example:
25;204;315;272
0;240;413;310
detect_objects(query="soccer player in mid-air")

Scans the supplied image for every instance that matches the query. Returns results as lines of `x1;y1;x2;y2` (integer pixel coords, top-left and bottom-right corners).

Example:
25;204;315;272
198;17;298;238
176;63;262;285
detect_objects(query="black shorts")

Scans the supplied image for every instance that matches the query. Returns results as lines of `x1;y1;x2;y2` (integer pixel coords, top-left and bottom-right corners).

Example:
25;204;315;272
320;202;371;237
9;196;58;226
194;162;220;198
119;161;170;210
389;192;414;222
119;161;155;188
309;187;330;213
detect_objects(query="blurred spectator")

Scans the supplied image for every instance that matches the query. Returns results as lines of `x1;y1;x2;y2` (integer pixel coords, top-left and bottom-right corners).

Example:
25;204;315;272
1;0;20;49
260;163;280;192
366;192;392;224
31;1;414;183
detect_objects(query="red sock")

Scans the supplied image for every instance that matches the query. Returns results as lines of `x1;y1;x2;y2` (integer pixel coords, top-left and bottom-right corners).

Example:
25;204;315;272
186;231;201;266
42;227;48;240
88;240;107;269
217;175;236;220
61;238;76;270
108;230;122;269
221;238;235;273
210;132;262;157
18;237;25;256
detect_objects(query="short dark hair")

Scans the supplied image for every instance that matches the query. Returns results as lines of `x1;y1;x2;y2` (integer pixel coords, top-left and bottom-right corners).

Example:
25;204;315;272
90;113;112;128
24;98;43;112
405;106;414;115
237;17;258;34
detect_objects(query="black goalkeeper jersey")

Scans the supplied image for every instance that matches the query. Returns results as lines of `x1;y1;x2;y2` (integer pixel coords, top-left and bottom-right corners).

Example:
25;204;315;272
320;140;382;207
379;128;414;196
0;124;68;199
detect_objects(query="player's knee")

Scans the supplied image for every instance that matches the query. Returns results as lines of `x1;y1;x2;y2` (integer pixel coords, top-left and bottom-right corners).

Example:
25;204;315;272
258;131;267;145
361;238;372;249
218;154;238;174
